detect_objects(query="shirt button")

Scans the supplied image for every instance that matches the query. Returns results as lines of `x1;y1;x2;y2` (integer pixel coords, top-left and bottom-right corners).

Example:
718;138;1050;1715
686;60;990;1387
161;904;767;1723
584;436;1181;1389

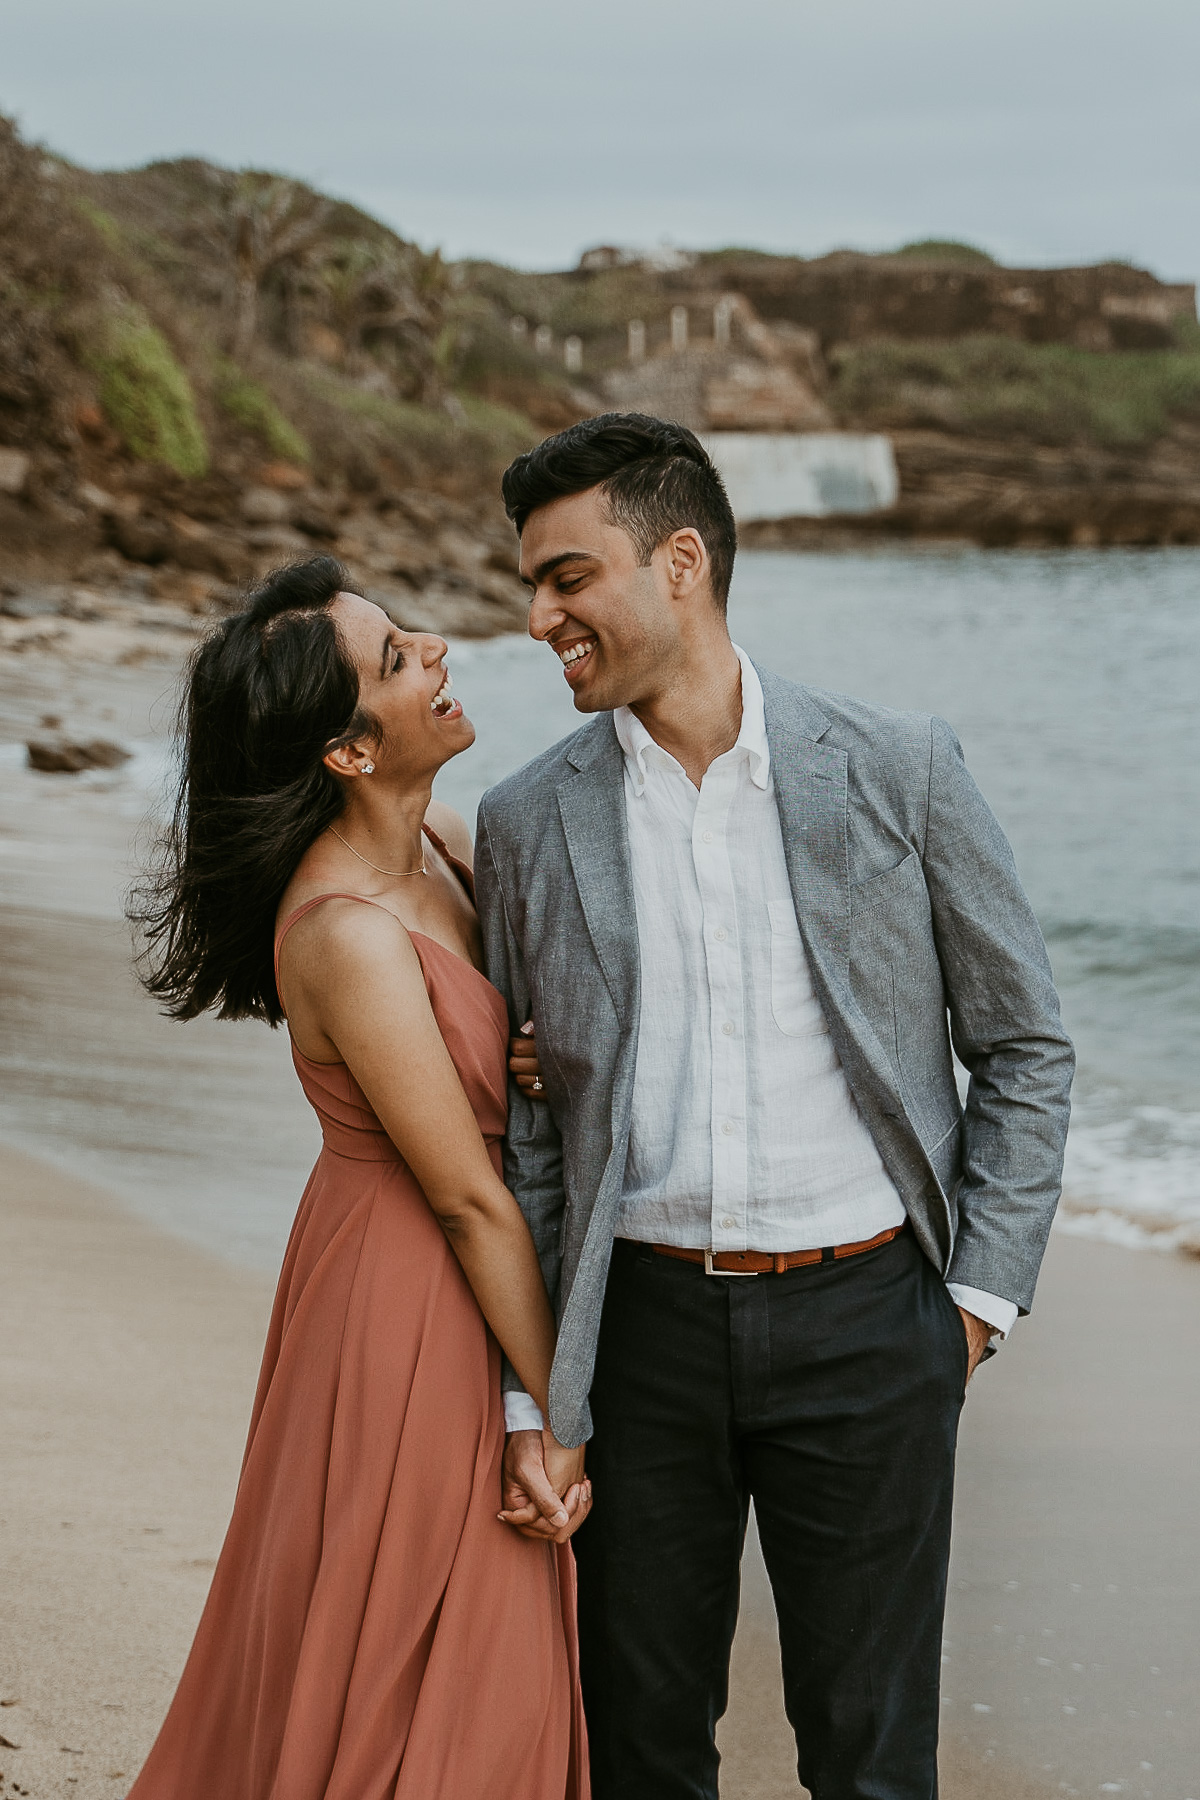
714;927;728;942
720;1216;736;1231
701;830;713;843
721;1021;735;1036
721;1121;734;1135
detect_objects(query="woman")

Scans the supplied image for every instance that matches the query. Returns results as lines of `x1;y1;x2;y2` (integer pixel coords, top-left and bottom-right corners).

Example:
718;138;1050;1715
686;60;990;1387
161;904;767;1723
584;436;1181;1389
129;556;590;1800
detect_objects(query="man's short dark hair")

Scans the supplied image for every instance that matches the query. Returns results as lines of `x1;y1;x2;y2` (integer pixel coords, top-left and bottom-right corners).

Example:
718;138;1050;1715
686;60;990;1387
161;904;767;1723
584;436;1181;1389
501;413;738;612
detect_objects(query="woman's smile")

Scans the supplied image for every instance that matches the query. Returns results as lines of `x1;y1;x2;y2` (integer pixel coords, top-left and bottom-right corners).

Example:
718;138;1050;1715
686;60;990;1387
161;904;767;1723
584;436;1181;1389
430;667;462;720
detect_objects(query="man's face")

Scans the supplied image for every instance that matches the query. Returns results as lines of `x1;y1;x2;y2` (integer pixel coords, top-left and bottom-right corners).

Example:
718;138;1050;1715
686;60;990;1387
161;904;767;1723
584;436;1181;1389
519;486;681;714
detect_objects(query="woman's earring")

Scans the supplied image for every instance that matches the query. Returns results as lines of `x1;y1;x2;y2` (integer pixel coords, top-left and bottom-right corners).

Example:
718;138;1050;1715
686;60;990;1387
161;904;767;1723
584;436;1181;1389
362;762;375;775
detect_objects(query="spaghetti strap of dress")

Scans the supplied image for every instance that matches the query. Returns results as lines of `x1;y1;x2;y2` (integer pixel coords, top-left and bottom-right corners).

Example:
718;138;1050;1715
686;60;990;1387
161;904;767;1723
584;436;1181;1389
273;824;476;1000
273;825;478;1007
420;820;476;902
273;891;397;991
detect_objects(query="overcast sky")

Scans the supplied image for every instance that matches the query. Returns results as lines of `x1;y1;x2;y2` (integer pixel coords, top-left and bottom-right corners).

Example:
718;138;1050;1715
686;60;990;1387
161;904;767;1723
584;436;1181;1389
2;0;1197;279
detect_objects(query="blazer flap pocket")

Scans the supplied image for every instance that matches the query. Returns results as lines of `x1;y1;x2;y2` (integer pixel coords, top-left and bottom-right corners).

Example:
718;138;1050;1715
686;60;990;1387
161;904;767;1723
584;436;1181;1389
850;849;923;917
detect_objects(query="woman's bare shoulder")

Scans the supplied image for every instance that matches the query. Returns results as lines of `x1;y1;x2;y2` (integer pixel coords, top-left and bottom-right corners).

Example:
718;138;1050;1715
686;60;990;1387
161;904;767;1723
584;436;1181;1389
277;894;438;1060
280;892;418;975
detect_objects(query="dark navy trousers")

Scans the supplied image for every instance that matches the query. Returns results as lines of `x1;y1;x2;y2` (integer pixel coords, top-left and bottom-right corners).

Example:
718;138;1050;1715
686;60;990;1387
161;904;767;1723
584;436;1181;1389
572;1229;969;1800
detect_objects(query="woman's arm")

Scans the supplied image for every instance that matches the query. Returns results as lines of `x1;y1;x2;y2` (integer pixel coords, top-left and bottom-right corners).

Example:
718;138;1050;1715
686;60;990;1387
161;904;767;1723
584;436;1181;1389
279;901;587;1531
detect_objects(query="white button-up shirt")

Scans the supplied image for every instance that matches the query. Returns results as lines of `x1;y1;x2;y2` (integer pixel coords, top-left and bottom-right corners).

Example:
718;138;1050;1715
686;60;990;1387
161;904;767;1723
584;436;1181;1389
613;650;906;1252
503;649;1015;1434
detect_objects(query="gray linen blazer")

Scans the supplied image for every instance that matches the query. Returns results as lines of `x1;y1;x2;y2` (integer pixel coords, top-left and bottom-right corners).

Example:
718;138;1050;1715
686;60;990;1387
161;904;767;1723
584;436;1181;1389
474;664;1074;1448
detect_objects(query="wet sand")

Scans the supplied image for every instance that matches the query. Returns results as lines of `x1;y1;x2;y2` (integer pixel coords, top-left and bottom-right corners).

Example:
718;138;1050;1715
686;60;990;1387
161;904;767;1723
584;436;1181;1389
2;1136;1196;1800
0;650;320;1269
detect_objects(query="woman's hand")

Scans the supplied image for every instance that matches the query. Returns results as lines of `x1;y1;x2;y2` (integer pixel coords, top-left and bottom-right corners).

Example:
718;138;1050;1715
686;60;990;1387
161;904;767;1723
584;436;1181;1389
508;1019;548;1101
499;1429;592;1543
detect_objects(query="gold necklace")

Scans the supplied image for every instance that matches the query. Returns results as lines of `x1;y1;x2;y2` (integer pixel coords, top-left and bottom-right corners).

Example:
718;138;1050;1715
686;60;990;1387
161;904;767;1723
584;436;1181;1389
329;825;427;878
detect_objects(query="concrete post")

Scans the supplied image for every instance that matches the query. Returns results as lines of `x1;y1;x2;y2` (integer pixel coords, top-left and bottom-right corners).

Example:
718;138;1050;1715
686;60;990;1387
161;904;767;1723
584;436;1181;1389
534;325;553;355
564;335;583;373
628;319;646;362
714;295;735;348
671;305;688;353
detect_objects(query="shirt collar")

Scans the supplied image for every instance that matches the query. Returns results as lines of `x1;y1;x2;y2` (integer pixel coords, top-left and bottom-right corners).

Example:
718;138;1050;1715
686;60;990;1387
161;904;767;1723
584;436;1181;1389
613;645;771;795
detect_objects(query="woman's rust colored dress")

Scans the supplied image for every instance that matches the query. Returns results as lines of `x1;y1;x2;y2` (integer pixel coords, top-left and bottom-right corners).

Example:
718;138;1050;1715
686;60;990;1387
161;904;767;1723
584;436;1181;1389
128;846;588;1800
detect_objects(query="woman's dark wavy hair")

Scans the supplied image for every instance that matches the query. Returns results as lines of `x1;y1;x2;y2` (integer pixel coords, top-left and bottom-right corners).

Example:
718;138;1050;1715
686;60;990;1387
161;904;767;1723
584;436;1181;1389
131;556;378;1026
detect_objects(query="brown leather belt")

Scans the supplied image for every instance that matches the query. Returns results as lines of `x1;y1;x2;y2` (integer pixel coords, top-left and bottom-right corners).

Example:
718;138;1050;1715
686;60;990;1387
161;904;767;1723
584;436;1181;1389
650;1220;908;1276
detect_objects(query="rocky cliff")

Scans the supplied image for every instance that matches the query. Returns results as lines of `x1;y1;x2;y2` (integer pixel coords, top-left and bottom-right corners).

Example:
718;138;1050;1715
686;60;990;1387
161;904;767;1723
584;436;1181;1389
4;109;1200;653
0;117;571;639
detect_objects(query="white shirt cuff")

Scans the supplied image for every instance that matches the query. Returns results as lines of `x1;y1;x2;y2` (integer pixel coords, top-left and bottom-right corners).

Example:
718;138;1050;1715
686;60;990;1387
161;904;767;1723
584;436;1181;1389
503;1390;545;1433
946;1283;1018;1341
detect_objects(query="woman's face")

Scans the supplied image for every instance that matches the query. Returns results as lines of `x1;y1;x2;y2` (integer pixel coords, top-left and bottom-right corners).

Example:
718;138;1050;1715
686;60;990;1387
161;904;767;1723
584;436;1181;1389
330;591;474;778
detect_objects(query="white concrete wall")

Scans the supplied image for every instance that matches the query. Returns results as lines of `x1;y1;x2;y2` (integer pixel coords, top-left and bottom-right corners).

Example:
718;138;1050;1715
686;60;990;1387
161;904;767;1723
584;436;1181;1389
700;432;898;522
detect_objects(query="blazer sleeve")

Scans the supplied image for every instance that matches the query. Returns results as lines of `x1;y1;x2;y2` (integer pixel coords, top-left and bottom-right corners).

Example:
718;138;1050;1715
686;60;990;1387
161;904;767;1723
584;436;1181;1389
474;800;568;1391
922;716;1075;1310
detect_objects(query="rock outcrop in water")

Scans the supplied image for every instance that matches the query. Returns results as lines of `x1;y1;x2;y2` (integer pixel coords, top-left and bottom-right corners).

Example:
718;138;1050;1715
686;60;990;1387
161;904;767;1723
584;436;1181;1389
742;425;1200;549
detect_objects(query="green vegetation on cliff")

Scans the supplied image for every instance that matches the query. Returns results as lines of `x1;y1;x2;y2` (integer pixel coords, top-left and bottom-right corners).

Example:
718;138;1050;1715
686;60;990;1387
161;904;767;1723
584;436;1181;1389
89;310;209;477
830;334;1200;447
892;239;995;264
0;117;549;508
213;360;309;463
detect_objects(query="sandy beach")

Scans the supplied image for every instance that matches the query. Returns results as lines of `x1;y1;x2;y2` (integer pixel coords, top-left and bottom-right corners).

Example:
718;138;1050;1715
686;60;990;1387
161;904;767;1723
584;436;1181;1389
0;1142;273;1800
2;1134;1196;1800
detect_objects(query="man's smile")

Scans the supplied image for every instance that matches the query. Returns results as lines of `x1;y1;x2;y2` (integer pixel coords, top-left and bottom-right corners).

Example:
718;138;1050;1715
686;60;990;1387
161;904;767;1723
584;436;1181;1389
556;637;596;681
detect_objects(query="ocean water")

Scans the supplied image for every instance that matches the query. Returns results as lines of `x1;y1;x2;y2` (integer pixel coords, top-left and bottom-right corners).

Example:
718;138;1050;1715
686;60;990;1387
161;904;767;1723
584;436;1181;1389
0;546;1196;1263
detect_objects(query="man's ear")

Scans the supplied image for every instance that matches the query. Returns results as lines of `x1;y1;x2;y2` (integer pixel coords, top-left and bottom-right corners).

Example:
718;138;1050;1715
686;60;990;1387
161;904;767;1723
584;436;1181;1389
664;527;709;598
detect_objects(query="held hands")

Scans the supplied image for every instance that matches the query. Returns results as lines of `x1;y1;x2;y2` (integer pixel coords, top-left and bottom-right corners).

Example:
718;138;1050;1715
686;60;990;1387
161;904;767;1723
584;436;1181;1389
957;1307;992;1381
501;1025;585;1540
508;1021;548;1099
499;1429;592;1544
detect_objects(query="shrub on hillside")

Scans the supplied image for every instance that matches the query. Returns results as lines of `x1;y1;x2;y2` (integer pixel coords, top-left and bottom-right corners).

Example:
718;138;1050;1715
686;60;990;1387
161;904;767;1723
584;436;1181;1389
296;368;535;490
830;335;1200;446
892;240;996;265
88;309;209;477
213;360;309;463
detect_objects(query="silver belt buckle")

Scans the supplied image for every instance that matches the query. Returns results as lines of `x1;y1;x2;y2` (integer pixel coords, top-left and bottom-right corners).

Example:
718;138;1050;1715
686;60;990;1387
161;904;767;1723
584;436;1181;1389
704;1249;758;1277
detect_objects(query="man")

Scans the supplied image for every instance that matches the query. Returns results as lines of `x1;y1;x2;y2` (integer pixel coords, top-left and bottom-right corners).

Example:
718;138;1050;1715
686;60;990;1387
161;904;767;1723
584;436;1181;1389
475;413;1074;1800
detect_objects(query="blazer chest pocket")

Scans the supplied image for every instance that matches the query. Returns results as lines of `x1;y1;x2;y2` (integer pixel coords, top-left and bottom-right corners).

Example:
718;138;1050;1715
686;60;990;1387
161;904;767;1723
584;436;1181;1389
767;900;828;1038
849;850;924;920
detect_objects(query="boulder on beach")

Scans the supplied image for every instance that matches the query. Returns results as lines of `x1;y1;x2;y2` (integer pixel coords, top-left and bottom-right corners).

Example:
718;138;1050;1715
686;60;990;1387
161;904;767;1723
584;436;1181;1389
26;735;133;773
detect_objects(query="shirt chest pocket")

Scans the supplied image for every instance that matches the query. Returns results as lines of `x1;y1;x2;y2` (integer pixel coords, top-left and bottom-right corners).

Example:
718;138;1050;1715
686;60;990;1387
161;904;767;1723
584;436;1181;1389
767;900;828;1038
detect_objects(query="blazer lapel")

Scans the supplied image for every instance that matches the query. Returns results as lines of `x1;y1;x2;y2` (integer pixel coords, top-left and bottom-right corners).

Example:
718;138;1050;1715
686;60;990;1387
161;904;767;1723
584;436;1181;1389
758;665;851;996
557;717;640;1028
